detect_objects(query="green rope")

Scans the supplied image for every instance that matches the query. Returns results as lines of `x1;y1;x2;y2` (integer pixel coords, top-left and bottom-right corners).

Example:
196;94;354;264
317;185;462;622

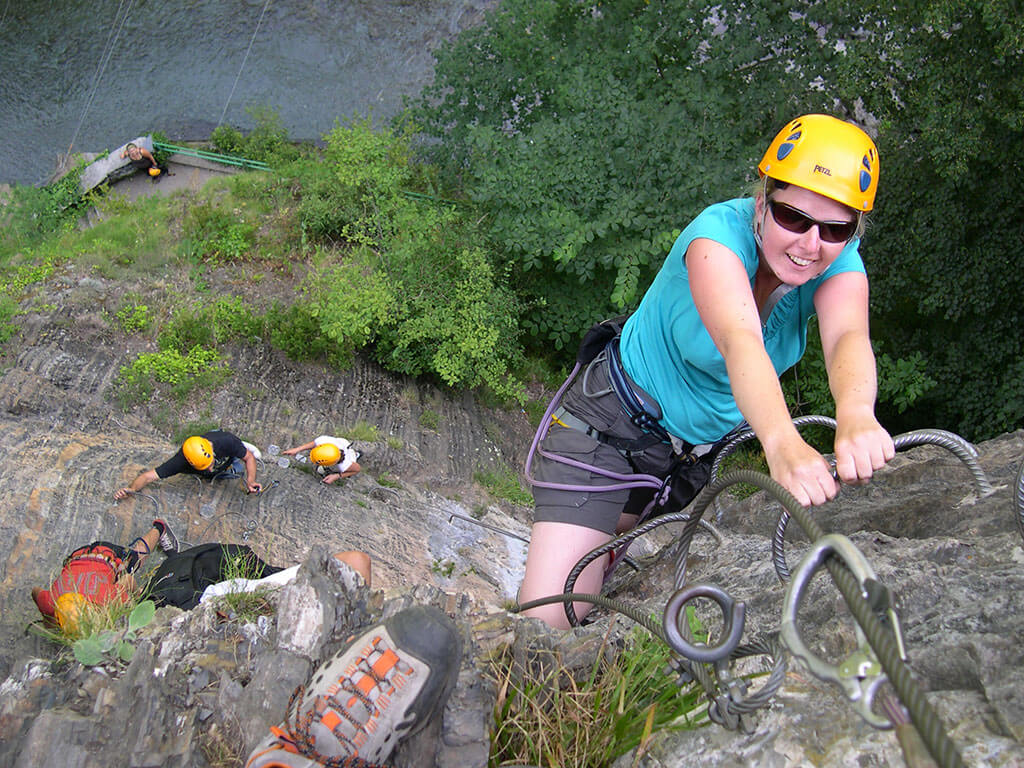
152;141;270;171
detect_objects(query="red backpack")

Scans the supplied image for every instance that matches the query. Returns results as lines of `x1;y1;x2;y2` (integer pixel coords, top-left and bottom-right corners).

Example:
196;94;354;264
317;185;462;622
52;543;125;606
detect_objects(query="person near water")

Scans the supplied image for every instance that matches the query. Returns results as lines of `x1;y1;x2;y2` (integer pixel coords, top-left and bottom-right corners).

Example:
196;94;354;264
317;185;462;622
114;430;262;499
31;519;178;632
119;142;169;180
282;435;361;485
519;113;896;628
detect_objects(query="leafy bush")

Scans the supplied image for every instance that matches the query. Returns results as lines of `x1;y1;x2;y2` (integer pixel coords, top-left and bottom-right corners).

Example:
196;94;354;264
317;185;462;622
115;302;151;334
209;105;302;165
116;346;228;407
1;162;88;256
158;296;262;352
181;200;256;263
296;119;526;402
265;300;346;364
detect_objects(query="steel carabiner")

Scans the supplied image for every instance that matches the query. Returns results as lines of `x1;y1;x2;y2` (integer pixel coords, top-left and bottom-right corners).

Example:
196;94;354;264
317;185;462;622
780;533;896;729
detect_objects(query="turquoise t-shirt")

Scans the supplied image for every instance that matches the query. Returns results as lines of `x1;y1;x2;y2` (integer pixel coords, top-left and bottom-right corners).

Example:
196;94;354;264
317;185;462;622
619;198;865;444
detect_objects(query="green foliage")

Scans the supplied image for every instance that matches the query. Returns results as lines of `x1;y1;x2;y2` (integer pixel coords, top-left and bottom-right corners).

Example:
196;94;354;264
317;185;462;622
296;119;525;401
210;105;302;165
782;319;938;431
181;199;257;263
70;599;155;667
406;0;832;351
431;559;456;578
158;296;262;352
265;300;346;365
408;0;1024;438
419;409;440;430
0;295;20;344
0;165;88;261
489;624;706;766
815;0;1024;438
345;421;380;442
115;302;151;334
150;131;173;167
474;465;532;506
116;346;228;407
210;124;245;156
212;549;278;623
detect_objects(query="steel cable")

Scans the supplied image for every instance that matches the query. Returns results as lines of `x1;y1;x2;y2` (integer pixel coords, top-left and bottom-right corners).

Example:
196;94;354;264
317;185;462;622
770;428;993;582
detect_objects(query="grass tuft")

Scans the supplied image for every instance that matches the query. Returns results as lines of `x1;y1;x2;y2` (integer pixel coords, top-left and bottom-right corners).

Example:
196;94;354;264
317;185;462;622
488;623;707;767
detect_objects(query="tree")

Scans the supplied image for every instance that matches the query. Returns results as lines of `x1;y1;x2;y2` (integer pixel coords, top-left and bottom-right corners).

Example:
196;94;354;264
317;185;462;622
822;0;1024;438
409;0;1024;437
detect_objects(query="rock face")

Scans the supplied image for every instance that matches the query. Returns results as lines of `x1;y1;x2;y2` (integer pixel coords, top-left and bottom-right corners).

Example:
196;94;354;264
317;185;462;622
0;276;1022;767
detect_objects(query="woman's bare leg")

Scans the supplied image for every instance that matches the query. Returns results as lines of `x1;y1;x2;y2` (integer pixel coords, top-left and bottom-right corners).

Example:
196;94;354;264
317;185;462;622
518;521;612;629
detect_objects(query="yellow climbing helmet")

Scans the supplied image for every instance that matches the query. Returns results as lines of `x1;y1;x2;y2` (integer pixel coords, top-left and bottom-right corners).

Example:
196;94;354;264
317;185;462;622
55;592;88;636
310;443;342;467
758;114;879;212
183;435;214;470
148;167;161;177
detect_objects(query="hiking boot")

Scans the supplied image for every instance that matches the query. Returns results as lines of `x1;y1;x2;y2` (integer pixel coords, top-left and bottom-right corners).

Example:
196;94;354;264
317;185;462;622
153;519;178;554
245;605;462;768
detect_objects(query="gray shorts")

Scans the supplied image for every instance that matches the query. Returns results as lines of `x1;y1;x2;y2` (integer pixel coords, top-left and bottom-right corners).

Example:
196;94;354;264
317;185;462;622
531;359;676;534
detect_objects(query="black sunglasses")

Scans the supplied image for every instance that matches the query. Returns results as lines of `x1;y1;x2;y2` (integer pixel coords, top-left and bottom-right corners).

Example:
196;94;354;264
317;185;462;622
768;200;858;244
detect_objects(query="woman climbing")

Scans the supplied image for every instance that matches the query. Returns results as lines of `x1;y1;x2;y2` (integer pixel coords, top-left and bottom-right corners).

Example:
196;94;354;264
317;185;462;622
519;114;896;628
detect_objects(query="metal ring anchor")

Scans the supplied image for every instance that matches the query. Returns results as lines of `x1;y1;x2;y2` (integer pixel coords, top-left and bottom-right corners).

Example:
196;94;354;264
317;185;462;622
780;533;894;729
663;583;746;664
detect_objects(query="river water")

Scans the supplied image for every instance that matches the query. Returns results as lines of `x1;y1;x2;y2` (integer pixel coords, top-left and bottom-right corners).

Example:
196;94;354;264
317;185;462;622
0;0;495;185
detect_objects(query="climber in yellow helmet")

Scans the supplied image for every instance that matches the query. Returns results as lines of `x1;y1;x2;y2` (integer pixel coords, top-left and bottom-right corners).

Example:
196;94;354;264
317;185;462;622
283;434;362;485
114;430;262;499
520;114;896;628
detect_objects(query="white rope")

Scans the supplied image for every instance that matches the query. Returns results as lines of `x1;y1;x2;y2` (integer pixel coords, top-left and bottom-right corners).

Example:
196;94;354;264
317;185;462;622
217;0;273;129
66;0;135;158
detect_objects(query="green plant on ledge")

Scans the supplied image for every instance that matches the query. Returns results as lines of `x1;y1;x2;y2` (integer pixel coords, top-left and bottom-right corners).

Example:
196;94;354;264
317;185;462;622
474;465;532;506
489;623;707;767
72;600;156;665
30;594;156;667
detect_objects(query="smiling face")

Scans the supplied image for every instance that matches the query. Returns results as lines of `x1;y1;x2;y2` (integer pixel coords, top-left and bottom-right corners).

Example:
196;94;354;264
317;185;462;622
127;146;142;160
754;183;858;286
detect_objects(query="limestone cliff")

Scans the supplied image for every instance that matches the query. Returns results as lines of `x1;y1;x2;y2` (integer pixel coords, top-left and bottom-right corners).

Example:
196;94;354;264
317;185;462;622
0;262;1022;767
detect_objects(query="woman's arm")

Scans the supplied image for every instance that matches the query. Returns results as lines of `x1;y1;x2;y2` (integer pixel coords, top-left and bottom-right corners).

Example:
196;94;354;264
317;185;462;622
282;440;316;456
813;271;895;483
687;237;836;506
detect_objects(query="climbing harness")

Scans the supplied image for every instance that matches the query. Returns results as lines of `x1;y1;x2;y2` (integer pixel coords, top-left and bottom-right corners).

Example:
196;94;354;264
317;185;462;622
516;422;998;767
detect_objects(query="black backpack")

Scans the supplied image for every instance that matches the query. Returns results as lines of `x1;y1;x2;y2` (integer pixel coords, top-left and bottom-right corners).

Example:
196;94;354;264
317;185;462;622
149;543;274;610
